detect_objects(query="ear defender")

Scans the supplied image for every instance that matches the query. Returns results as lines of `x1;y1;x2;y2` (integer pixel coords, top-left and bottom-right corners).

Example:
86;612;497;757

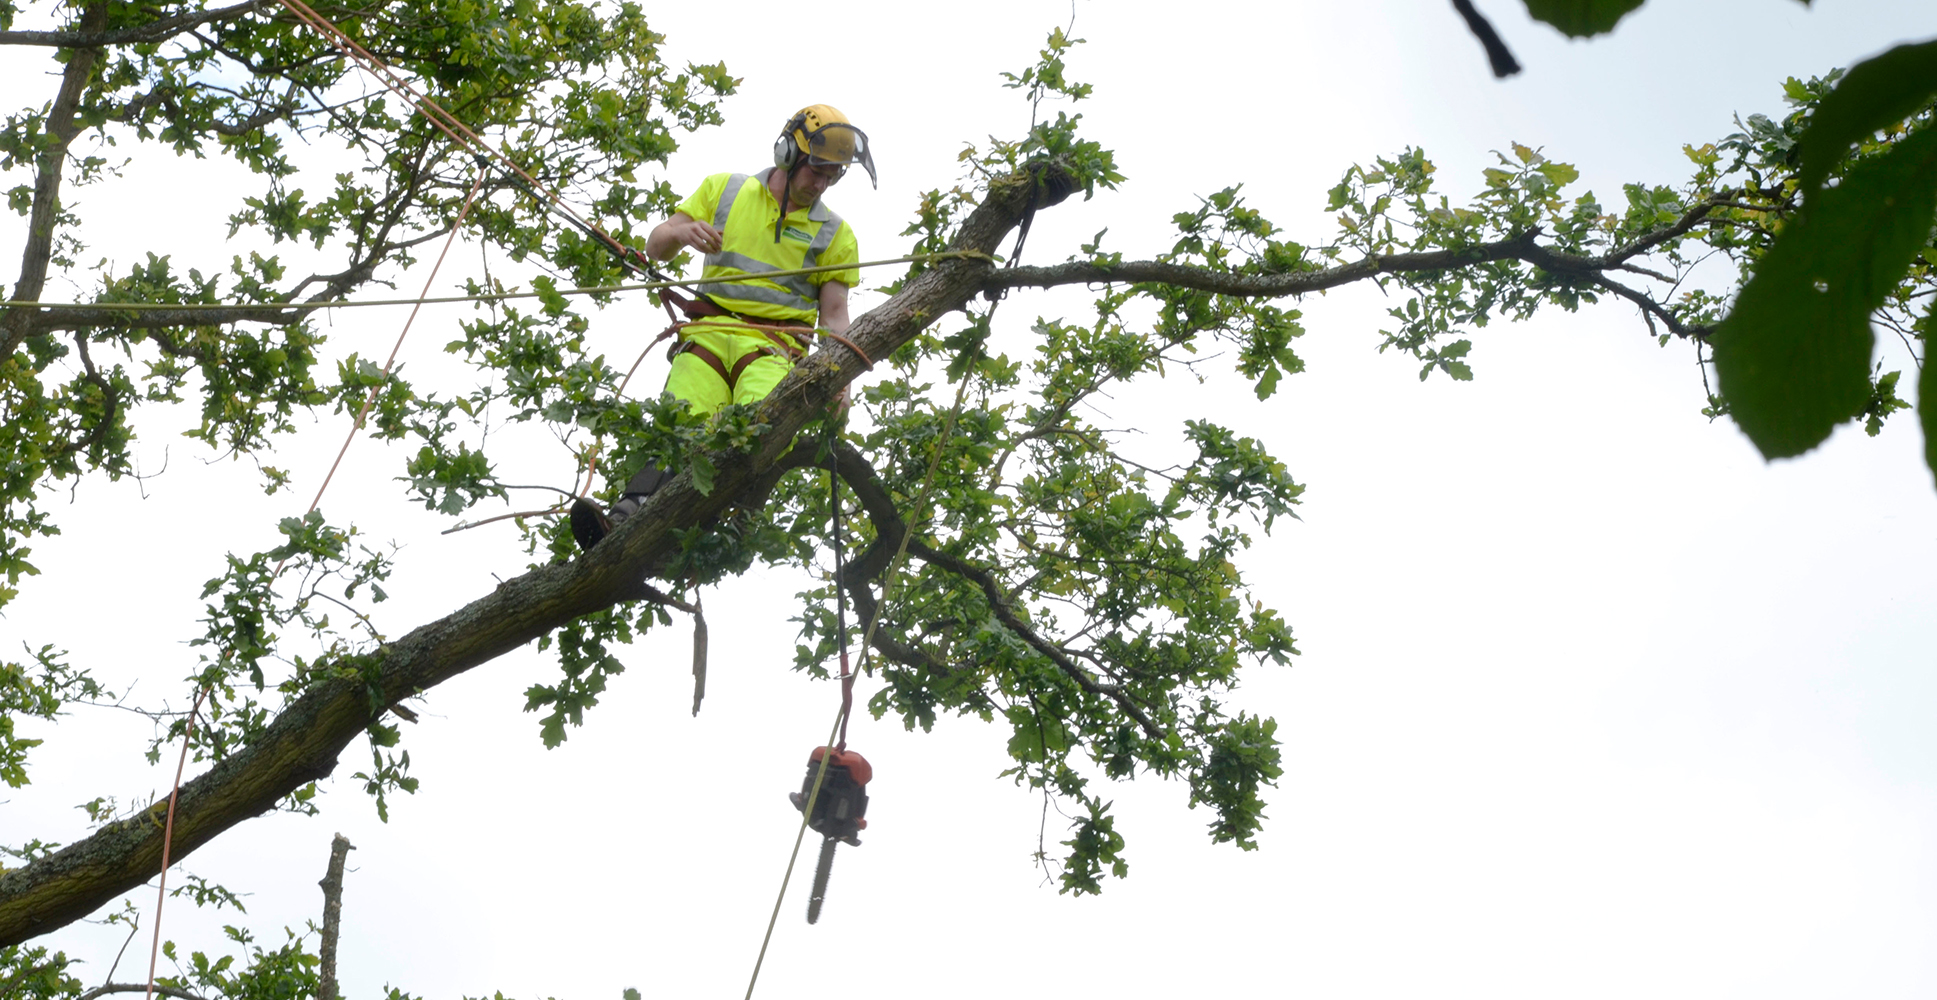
773;111;809;171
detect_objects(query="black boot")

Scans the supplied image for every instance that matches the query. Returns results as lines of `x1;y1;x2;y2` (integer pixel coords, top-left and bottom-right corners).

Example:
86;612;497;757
569;497;612;552
570;464;672;552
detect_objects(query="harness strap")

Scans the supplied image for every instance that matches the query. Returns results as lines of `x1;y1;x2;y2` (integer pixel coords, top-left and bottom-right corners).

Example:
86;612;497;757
729;348;772;387
669;339;791;393
671;338;736;386
678;294;813;353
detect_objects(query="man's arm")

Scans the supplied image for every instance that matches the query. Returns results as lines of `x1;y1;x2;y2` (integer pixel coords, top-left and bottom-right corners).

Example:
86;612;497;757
818;280;851;335
819;280;855;411
645;211;722;260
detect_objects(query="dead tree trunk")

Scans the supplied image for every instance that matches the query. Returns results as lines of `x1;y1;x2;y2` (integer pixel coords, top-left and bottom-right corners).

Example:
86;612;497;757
317;834;354;1000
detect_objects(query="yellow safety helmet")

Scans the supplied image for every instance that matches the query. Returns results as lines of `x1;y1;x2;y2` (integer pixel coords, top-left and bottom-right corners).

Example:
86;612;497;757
773;104;877;188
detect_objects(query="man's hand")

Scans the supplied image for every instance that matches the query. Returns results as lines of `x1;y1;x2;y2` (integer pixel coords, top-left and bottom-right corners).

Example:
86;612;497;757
645;212;722;259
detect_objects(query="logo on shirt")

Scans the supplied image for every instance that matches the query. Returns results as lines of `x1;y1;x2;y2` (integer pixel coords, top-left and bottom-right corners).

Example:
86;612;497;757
781;225;815;243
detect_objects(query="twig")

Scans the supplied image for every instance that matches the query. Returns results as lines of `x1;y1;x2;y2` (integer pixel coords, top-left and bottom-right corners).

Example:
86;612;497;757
102;912;140;985
79;986;211;1000
440;505;567;535
1;961;65;1000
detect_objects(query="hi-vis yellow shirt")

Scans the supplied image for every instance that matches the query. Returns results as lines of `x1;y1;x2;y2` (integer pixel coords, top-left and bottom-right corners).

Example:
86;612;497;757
675;167;860;325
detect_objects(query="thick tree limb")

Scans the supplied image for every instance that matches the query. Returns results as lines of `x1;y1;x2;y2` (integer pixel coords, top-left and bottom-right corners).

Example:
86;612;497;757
0;165;1043;949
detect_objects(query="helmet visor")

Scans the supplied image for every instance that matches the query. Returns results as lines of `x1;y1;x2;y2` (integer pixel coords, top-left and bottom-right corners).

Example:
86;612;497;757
804;122;877;187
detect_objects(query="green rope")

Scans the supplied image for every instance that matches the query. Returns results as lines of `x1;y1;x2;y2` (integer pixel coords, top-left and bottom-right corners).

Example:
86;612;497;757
0;250;997;314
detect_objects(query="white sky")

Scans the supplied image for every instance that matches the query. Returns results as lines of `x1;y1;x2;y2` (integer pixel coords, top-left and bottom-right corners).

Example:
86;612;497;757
6;2;1937;999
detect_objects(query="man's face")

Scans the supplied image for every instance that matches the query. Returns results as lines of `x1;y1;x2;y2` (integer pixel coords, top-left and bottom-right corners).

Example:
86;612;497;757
789;162;843;207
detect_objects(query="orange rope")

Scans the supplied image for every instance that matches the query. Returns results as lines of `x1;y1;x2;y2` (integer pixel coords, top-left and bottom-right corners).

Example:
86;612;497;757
574;324;678;498
301;165;490;516
275;0;635;264
142;685;208;1000
272;159;490;577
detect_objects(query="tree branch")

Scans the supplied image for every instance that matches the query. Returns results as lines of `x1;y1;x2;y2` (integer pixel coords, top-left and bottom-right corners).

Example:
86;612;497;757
1604;190;1742;264
903;539;1165;741
1587;272;1705;338
987;222;1713;339
0;0;263;48
984;231;1540;298
21;306;314;334
1450;0;1521;78
3;0;109;359
76;986;211;1000
801;436;1167;738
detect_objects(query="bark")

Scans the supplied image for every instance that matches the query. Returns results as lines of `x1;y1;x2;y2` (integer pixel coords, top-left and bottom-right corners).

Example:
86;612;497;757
2;0;108;359
316;834;353;1000
0;166;1043;949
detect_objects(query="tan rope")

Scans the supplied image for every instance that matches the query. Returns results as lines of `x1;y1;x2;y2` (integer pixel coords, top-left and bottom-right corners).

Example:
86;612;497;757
0;252;996;313
744;371;976;999
141;685;207;1000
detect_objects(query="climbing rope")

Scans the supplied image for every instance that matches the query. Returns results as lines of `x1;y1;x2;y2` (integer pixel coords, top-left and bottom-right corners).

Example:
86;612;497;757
743;320;981;1000
0;252;994;313
744;170;1050;988
142;685;207;1000
283;159;492;573
141;2;545;993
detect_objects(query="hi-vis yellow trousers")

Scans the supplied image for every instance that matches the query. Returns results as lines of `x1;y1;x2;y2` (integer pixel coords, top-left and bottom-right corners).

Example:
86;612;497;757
663;324;806;413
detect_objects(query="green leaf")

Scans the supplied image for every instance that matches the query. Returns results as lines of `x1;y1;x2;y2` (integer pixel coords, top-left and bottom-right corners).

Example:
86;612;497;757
531;275;568;317
686;454;716;496
1797;40;1937;197
1923;303;1937;488
1713;126;1937;458
1520;0;1646;37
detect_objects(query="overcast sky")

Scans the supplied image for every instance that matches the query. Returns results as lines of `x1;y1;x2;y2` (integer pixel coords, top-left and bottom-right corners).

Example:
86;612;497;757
8;2;1937;998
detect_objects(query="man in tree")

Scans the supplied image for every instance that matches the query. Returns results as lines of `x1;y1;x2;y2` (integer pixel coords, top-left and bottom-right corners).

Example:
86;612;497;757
571;104;876;551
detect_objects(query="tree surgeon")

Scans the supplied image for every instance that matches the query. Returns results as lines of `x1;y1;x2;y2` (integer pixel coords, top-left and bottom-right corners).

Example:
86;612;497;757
571;104;877;551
